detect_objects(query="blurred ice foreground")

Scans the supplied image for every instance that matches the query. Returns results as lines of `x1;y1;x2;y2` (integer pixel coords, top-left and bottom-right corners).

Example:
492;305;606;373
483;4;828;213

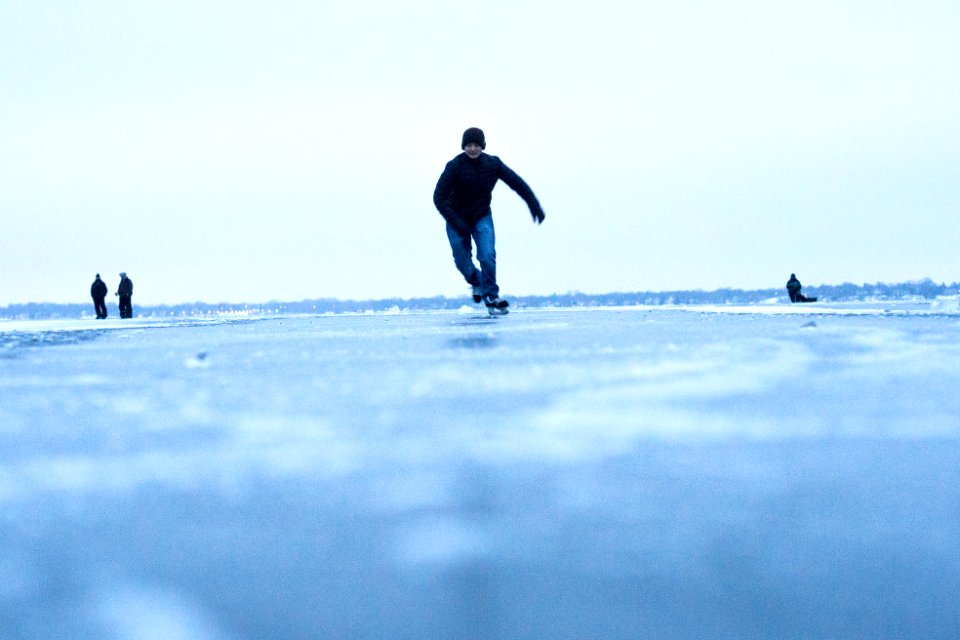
1;305;959;639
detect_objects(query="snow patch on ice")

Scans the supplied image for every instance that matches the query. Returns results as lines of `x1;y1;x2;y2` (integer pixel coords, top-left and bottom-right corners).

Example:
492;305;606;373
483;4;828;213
394;516;492;564
0;316;258;336
231;414;361;475
2;414;360;499
93;582;231;640
506;341;818;456
931;295;960;311
369;472;453;511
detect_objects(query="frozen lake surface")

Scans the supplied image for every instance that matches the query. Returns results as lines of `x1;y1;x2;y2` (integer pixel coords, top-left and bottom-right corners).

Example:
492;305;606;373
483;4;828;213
2;304;959;639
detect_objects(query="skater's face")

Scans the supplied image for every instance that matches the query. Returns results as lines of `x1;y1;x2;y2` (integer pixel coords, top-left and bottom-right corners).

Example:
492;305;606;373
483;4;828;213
464;143;483;159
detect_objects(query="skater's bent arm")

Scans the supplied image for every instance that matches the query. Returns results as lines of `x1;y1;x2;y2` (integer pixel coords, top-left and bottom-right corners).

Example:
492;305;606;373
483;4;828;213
433;168;456;215
433;166;470;234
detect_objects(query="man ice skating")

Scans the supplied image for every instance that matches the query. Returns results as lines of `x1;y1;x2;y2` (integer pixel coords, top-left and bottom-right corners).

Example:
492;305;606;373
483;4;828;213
116;272;134;318
90;273;108;319
433;127;545;316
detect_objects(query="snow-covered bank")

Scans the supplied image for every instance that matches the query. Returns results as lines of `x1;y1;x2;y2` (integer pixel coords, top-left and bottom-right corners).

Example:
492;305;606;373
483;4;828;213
0;315;261;334
1;308;958;639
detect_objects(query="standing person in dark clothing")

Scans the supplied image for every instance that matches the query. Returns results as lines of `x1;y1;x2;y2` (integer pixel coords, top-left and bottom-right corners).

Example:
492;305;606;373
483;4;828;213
90;273;108;319
433;127;545;316
116;272;134;318
786;273;817;303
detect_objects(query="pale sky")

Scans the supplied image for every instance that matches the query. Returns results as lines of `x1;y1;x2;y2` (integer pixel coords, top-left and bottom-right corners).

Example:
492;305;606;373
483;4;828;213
2;1;958;305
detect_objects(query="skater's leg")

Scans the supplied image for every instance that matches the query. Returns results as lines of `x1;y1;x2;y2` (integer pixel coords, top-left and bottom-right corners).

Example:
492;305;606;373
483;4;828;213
445;223;481;286
472;215;498;300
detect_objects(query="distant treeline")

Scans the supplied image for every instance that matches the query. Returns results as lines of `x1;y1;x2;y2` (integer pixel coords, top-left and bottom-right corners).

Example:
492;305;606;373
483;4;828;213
2;279;958;320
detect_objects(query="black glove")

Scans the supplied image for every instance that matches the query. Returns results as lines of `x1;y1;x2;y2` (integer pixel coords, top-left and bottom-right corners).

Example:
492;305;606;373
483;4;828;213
530;208;545;224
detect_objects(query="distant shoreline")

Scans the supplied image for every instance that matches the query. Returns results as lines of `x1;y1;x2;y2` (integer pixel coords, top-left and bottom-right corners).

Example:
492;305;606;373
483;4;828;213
2;280;957;320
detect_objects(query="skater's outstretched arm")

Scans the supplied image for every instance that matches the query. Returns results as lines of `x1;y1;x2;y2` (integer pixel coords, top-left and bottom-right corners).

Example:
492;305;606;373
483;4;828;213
497;160;545;224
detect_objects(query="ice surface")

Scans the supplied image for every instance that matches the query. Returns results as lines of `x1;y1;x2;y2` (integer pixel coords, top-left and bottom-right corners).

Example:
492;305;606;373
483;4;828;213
2;305;959;639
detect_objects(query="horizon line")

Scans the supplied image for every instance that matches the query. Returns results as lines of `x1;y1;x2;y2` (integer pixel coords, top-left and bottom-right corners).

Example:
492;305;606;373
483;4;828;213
2;278;958;310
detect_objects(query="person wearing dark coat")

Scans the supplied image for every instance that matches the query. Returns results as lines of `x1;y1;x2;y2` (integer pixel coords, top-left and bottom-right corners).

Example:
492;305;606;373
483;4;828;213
90;273;108;319
786;273;816;303
433;127;545;315
116;272;134;318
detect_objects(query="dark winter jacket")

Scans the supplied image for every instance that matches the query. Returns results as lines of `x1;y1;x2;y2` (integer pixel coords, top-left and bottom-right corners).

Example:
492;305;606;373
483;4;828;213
433;153;544;234
117;277;133;297
786;276;801;296
91;278;108;299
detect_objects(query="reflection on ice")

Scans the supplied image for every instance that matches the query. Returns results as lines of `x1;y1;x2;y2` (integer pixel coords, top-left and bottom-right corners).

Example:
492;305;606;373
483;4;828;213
446;333;498;349
1;305;959;638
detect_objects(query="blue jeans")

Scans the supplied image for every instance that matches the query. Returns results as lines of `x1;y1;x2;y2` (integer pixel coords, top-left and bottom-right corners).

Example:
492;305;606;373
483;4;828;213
446;215;498;299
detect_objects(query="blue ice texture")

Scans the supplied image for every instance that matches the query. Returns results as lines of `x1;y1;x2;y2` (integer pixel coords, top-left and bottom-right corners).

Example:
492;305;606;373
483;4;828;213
1;303;959;639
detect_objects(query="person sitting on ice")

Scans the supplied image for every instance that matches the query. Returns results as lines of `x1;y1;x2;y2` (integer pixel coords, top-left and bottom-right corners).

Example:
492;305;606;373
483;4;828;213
786;273;816;303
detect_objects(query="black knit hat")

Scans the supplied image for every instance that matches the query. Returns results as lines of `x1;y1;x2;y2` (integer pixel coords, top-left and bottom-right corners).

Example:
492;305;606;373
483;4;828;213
461;127;486;150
